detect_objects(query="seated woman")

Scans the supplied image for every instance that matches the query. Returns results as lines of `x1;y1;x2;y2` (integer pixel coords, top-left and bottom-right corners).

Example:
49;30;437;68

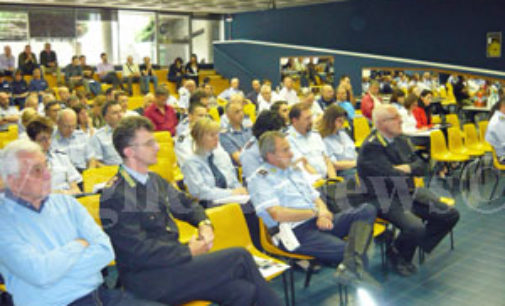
390;88;407;118
72;103;95;138
185;54;200;86
319;105;357;181
26;116;82;195
401;94;421;134
168;57;185;88
412;89;433;129
181;117;260;247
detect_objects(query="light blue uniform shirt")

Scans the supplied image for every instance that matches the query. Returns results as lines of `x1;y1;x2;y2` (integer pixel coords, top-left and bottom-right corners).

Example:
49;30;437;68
218;88;244;101
219;124;253;157
48;150;82;191
0;191;114;306
286;126;328;177
181;148;241;201
323;130;357;163
51;129;94;170
337;101;355;120
248;163;319;229
90;125;122;165
239;137;263;179
175;132;194;166
486;111;505;158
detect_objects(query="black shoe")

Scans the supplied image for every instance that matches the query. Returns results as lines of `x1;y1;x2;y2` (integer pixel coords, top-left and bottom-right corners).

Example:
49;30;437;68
387;247;414;277
405;261;418;274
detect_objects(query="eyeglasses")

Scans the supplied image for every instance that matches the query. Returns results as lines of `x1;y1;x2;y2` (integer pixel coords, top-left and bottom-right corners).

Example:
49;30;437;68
130;139;158;148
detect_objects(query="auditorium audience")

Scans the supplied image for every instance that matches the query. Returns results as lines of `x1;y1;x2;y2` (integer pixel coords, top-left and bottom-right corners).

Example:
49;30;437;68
11;69;29;108
97;52;124;90
39;42;59;76
168;57;185;88
185;53;200;85
18;45;38;75
122;55;141;96
0;45;15;76
139;56;158;94
64;55;84;91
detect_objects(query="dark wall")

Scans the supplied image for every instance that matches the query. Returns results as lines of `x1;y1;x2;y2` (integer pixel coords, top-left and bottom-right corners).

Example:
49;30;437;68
229;0;505;70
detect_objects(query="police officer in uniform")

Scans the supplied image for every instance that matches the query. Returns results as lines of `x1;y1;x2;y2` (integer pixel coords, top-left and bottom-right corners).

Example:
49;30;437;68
248;131;378;287
357;105;459;276
174;101;208;165
100;116;281;305
51;108;97;172
90;100;123;166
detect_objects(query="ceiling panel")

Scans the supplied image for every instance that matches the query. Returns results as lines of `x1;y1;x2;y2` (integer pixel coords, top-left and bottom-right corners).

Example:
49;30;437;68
0;0;343;14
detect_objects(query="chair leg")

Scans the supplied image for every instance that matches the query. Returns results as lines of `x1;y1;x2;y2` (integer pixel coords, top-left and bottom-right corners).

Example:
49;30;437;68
450;230;454;250
338;284;344;306
304;262;315;288
289;265;295;306
419;248;425;265
282;273;290;306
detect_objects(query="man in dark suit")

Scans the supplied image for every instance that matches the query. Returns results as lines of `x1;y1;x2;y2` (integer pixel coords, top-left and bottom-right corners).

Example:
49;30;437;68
357;104;459;276
100;116;281;305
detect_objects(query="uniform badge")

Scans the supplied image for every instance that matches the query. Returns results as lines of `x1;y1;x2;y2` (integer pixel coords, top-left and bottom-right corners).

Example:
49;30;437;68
258;169;269;176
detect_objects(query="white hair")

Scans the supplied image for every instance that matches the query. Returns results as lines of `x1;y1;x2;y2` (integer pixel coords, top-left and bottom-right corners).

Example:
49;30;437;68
372;104;396;127
260;84;271;94
56;108;76;123
0;139;42;182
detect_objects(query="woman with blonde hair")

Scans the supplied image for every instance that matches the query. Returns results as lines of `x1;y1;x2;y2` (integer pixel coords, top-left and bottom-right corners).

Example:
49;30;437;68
318;104;357;180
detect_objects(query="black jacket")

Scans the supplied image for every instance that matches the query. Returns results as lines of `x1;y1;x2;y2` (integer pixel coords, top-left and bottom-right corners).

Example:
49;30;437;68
100;166;207;296
357;129;426;201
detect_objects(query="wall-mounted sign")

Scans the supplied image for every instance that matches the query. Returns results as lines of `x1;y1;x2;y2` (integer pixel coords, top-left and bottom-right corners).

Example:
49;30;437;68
487;32;501;58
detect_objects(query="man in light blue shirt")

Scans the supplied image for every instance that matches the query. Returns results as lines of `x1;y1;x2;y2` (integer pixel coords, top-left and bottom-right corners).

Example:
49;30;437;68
218;77;244;101
90;101;123;166
286;102;337;179
248;131;377;287
219;97;253;165
52;108;97;171
486;100;505;162
0;45;15;75
0;139;160;305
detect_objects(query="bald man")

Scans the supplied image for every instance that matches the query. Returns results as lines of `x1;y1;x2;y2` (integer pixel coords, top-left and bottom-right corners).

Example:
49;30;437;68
52;108;97;171
357;105;459;276
316;84;335;110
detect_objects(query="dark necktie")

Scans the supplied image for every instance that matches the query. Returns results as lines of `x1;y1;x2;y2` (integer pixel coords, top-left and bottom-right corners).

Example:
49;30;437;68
208;153;227;189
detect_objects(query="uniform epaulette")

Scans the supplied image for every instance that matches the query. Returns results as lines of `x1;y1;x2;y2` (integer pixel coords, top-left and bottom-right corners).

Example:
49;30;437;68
368;135;376;143
257;168;269;176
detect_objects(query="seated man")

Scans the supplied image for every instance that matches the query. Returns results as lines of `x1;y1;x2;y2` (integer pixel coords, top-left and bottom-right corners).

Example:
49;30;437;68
240;110;286;179
65;55;84;91
316;84;335;110
218;77;244;101
178;79;196;110
287;102;337;180
90;100;123;166
100;116;281;305
278;76;299;105
357;105;459;276
51;108;97;172
174;101;208;165
248;131;378;286
0;92;19;130
0;139;160;305
219;96;253;165
485;99;505;163
96;53;124;91
122;56;141;96
144;87;178;134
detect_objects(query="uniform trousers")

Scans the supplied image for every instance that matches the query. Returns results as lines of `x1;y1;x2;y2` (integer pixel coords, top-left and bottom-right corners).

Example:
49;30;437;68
281;204;376;264
375;197;459;262
149;248;282;306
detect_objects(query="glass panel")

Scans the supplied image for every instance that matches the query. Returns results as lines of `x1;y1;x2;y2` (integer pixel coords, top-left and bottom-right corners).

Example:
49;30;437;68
158;14;190;66
191;18;221;63
118;10;156;65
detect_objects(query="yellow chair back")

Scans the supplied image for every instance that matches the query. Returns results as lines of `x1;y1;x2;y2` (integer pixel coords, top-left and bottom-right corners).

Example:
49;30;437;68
353;116;371;148
82;165;119;193
208;107;220;123
445;114;460;129
243;103;256;124
153;131;172;144
128;97;144;110
76;194;102;226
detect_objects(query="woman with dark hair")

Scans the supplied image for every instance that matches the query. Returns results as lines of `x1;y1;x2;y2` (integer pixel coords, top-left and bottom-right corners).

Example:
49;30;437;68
318;104;357;180
185;53;199;86
168;57;185;88
390;88;407;117
412;89;433;129
402;94;421;134
72;103;95;138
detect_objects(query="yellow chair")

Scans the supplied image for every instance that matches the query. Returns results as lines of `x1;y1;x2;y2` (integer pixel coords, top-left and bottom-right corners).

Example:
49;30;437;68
208;107;220;123
445;114;460;129
153;131;173;144
430;130;469;163
432;114;441;125
82;165;119;193
128;96;144;110
447;127;484;157
478;120;493;152
154;141;183;183
76;194;102;226
444;82;457;104
463;123;492;153
353;116;371;148
216;97;228;107
243;103;256;124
